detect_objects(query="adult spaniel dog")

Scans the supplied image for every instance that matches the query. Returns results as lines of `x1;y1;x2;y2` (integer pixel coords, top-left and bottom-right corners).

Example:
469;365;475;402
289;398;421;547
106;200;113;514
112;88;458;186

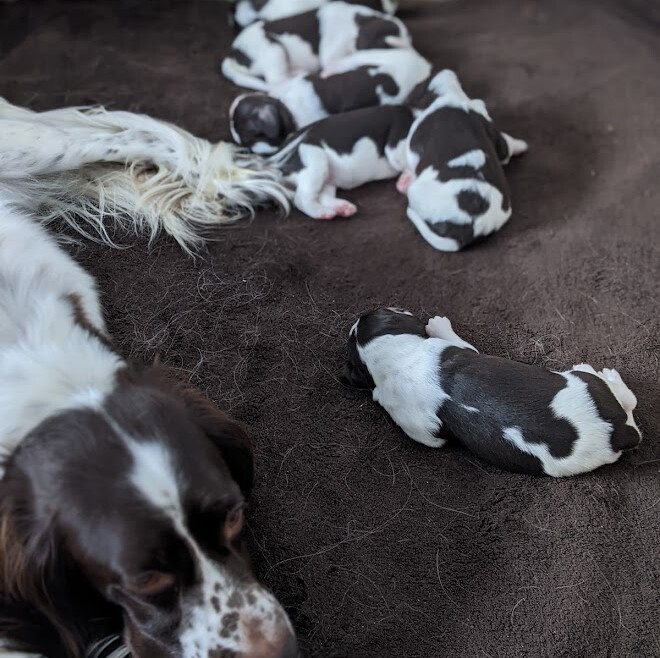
0;98;296;658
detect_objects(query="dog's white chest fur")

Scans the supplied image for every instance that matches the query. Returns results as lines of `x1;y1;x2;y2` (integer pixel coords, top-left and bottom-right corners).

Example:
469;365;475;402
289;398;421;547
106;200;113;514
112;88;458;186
0;200;123;469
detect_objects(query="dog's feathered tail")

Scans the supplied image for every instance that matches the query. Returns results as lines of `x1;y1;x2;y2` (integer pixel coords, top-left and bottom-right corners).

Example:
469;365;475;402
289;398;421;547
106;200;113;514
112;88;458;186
0;98;289;255
268;129;310;167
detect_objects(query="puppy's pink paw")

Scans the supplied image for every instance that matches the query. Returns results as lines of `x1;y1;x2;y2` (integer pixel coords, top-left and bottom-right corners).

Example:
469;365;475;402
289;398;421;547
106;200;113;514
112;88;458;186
396;171;413;194
317;210;338;220
599;367;620;383
426;315;452;338
334;201;357;217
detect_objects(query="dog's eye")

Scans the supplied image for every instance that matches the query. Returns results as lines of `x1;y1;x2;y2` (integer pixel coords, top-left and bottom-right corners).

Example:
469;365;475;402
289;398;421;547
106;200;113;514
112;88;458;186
128;571;176;597
224;506;244;542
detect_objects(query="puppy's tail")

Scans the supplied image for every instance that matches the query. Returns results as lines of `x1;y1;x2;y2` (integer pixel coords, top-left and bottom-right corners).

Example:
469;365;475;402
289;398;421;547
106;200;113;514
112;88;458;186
221;58;270;92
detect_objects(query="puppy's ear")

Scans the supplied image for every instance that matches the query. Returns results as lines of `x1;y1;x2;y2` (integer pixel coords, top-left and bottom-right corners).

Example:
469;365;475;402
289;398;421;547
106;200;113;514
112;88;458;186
277;103;297;141
177;386;255;497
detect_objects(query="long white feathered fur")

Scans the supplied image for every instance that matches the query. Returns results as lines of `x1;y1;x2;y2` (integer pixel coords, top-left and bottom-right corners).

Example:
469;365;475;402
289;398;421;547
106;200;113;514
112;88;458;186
0;97;290;254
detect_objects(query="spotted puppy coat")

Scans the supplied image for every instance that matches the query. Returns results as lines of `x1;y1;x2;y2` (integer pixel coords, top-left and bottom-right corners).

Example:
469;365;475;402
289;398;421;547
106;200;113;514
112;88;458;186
397;70;528;251
343;308;642;477
270;105;413;219
232;0;398;27
229;48;431;154
222;1;411;91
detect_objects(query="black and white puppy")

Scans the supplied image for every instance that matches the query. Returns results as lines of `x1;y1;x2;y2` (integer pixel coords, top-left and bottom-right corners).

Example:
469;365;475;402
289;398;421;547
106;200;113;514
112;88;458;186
343;308;642;477
222;2;411;91
269;105;413;219
229;48;431;154
397;70;528;251
232;0;398;28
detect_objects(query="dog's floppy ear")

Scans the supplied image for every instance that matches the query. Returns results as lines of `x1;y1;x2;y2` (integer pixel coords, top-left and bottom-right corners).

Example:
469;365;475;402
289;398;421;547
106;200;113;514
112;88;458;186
176;386;255;497
0;475;87;658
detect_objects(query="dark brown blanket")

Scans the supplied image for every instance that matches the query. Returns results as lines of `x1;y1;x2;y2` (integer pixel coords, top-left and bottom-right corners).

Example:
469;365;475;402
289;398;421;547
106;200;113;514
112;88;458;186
1;1;658;656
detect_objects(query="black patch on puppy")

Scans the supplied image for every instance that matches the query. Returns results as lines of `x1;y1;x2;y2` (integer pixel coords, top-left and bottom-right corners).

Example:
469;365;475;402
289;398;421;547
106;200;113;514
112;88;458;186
409;106;511;211
428;221;474;248
265;10;321;55
403;75;434;112
228;47;252;69
354;15;401;50
311;66;400;115
274;105;413;175
356;308;426;345
457;190;490;216
571;372;641;451
436;347;581;473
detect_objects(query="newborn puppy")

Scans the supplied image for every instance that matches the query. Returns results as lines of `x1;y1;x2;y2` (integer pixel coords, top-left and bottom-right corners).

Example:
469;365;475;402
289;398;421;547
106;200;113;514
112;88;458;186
343;308;642;477
270;105;413;219
229;48;431;154
222;2;411;91
232;0;398;28
397;70;528;252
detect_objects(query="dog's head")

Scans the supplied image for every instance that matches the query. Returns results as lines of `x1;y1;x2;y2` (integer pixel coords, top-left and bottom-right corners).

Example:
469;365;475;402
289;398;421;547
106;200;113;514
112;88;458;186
0;368;296;658
229;94;296;156
342;308;426;389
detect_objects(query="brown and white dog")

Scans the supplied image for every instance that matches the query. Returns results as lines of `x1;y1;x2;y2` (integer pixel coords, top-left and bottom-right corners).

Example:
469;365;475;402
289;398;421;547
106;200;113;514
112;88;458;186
0;101;296;658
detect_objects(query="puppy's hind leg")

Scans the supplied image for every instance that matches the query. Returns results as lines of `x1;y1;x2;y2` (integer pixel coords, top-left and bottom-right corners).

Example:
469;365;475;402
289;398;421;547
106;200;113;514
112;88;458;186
498;132;528;165
319;185;357;218
293;146;337;220
599;368;638;413
425;316;478;352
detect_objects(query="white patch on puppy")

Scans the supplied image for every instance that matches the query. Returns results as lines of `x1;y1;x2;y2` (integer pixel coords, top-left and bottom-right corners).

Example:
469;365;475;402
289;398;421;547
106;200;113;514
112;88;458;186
343;308;642;476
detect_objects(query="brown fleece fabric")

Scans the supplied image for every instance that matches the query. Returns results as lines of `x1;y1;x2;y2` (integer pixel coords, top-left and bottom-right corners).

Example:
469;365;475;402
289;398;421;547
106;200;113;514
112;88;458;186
0;0;658;656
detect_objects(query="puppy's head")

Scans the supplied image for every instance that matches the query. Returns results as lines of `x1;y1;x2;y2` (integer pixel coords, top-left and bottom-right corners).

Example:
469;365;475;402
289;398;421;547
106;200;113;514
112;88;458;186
0;367;297;658
229;94;297;155
342;308;426;389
